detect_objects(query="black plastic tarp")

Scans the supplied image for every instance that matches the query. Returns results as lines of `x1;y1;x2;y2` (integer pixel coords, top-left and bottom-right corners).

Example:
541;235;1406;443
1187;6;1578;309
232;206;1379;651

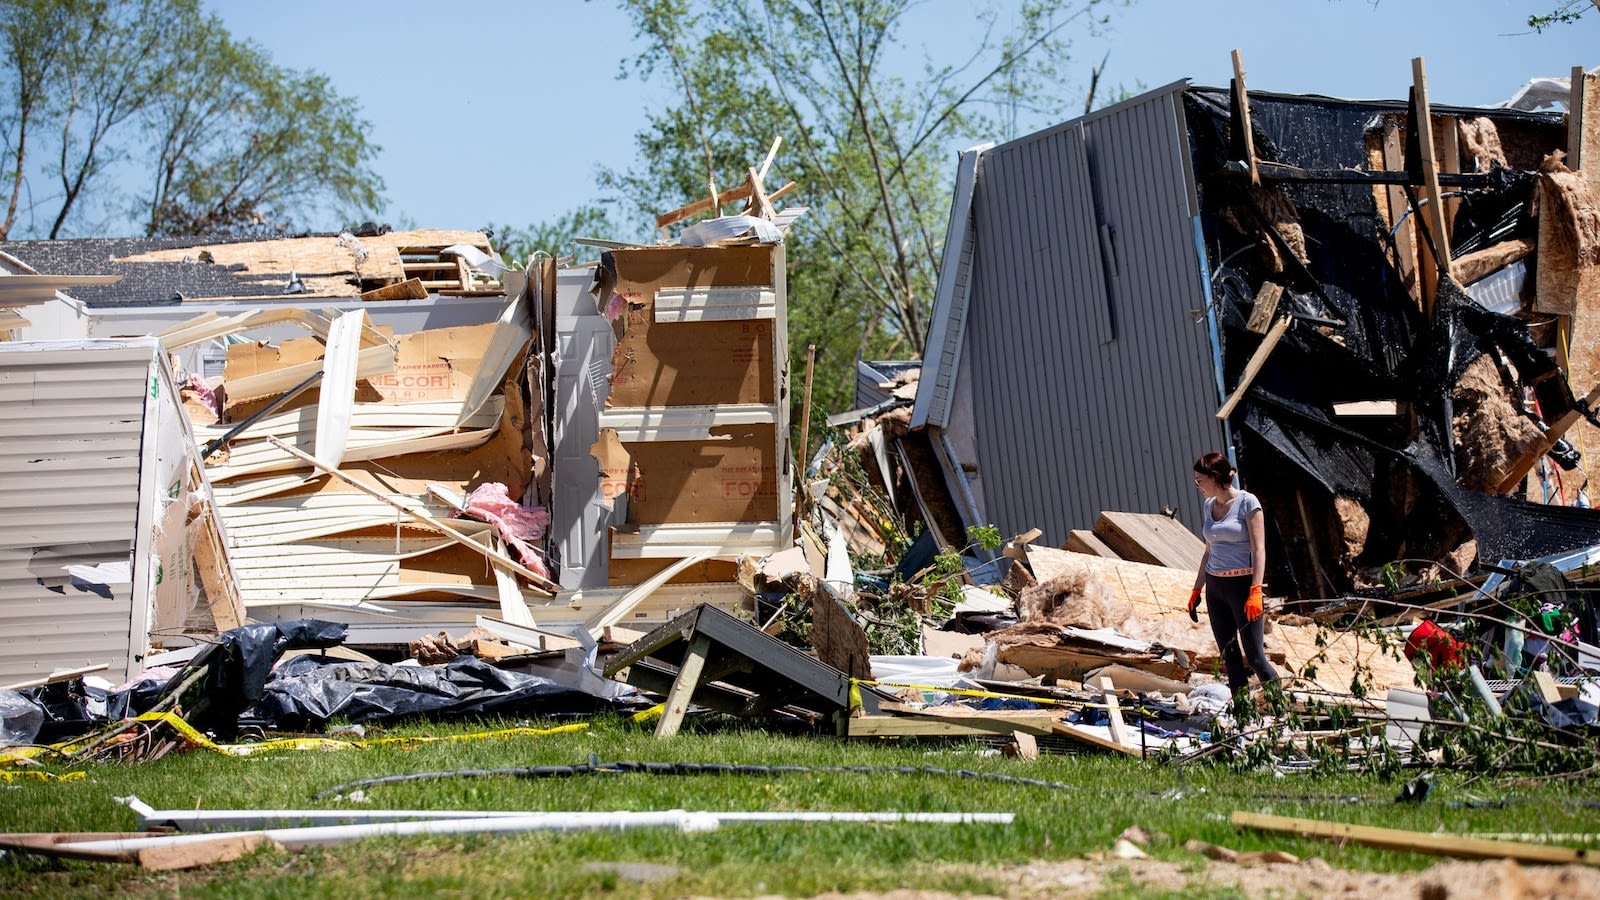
250;655;610;730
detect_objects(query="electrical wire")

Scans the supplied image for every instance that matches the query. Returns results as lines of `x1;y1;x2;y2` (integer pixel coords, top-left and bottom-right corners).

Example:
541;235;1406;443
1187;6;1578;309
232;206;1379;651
314;757;1086;800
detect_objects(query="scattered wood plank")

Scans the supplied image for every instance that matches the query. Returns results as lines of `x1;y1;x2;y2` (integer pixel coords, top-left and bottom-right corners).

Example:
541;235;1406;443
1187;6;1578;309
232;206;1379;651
1065;529;1120;559
1231;810;1600;866
1010;731;1039;760
1332;401;1400;417
1091;512;1204;572
0;664;109;692
1050;720;1141;756
1217;314;1290;419
1097;675;1131;749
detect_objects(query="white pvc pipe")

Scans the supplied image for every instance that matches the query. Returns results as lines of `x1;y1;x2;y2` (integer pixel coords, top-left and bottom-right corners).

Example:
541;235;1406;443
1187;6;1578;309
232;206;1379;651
126;802;1014;833
61;811;723;854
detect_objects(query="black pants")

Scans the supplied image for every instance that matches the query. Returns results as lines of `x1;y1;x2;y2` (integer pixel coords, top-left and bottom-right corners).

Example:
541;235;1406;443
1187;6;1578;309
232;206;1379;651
1205;573;1280;692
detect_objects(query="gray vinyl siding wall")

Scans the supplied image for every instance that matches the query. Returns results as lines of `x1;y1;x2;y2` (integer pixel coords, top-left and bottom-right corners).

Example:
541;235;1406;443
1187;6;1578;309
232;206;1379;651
961;85;1225;545
0;344;148;684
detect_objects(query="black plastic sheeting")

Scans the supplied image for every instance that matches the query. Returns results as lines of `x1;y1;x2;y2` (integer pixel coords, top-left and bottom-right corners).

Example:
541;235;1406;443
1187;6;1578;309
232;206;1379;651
1184;88;1600;596
249;655;612;731
158;619;347;739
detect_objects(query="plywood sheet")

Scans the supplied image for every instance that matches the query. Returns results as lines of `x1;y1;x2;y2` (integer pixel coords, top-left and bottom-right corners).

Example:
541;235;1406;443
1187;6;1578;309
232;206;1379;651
1025;546;1416;698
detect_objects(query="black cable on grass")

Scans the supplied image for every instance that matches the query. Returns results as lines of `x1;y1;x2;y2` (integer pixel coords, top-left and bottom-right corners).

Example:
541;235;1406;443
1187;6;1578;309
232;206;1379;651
313;756;1085;800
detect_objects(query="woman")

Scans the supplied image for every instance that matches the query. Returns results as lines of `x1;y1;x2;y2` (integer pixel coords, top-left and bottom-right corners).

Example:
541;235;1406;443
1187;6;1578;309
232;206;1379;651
1187;452;1279;693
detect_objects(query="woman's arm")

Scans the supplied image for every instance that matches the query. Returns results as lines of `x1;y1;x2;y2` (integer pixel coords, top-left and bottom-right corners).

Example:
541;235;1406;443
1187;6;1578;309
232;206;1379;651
1194;546;1210;590
1248;508;1267;588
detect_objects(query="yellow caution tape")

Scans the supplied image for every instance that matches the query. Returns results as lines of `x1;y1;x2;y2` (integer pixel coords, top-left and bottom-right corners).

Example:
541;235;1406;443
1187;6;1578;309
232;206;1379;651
0;770;85;783
851;678;1085;708
631;703;664;724
3;712;587;764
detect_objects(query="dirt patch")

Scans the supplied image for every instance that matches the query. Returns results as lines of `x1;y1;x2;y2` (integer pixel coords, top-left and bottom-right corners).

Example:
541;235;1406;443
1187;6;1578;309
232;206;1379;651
773;857;1600;899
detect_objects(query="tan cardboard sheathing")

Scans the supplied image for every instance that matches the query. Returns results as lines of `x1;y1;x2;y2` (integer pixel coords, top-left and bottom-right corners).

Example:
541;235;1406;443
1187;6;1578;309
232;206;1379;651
606;245;776;408
622;425;781;524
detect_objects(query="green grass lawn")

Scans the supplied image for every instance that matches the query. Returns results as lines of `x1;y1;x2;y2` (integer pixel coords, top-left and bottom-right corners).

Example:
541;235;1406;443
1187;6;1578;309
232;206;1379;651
2;714;1597;898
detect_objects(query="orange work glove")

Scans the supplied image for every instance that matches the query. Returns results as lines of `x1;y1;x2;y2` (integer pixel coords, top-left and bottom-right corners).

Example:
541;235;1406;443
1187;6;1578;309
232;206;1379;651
1187;587;1202;623
1245;585;1264;622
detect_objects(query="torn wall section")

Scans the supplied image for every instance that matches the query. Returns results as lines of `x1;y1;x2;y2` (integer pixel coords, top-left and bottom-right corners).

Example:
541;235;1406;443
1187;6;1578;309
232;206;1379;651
555;244;791;607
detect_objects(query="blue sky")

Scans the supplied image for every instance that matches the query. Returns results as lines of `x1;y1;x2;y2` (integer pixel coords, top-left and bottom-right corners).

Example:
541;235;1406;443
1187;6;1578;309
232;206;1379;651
207;0;1597;235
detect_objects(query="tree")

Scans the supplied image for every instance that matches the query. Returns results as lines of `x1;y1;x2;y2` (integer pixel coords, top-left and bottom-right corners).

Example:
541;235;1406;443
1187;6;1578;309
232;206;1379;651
1527;0;1597;30
0;0;383;239
593;0;1114;437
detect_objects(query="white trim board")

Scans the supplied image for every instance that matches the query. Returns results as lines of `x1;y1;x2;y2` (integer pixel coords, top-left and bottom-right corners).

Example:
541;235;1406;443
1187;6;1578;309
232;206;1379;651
652;286;776;323
609;522;784;559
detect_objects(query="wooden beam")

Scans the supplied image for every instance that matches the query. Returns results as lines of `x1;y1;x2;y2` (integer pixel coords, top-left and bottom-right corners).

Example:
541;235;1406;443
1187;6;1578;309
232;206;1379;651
758;136;783;181
1411;57;1454;314
1231;811;1600;866
656;179;797;230
1230;49;1260;186
1097;675;1132;750
1494;382;1600;493
1572;65;1587;173
1381;118;1421;306
264;436;557;595
655;633;712;738
1217;314;1291;419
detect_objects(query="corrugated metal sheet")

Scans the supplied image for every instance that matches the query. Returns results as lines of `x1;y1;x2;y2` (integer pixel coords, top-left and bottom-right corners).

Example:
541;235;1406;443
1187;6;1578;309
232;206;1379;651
0;342;150;684
957;84;1226;545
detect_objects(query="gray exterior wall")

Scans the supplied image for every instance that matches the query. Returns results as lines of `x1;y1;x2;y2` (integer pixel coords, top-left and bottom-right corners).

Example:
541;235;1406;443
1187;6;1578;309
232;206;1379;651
957;84;1225;544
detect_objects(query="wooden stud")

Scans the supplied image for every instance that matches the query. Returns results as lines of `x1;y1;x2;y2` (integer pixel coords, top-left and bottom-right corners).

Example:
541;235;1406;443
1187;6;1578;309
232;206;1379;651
1097;674;1132;750
1230;49;1260;186
797;343;816;499
1411;57;1454;315
1381;118;1421;306
1572;65;1587;172
1217;314;1291;419
1231;811;1599;866
758;135;783;181
655;633;712;738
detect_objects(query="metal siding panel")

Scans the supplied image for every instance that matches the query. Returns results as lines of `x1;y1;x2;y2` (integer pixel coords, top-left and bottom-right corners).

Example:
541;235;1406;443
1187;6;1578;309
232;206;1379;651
0;345;150;684
959;87;1219;545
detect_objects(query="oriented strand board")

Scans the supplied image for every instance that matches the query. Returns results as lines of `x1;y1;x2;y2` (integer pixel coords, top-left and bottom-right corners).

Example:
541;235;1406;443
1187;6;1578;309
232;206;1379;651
1092;511;1205;572
114;230;491;296
1024;546;1416;698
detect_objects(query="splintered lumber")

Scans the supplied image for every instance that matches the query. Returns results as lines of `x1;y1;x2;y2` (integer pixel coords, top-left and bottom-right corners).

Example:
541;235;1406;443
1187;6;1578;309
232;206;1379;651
655;180;799;229
1217;314;1290;419
360;277;429;302
1230;49;1260;186
1091;512;1204;572
264;436;556;596
1410;56;1453;315
1495;382;1600;493
0;832;274;871
1244;281;1282;334
1065;529;1120;558
1230;811;1600;866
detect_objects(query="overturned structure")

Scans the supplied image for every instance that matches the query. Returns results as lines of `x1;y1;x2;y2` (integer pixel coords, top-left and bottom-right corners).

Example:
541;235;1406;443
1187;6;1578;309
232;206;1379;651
907;66;1600;600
